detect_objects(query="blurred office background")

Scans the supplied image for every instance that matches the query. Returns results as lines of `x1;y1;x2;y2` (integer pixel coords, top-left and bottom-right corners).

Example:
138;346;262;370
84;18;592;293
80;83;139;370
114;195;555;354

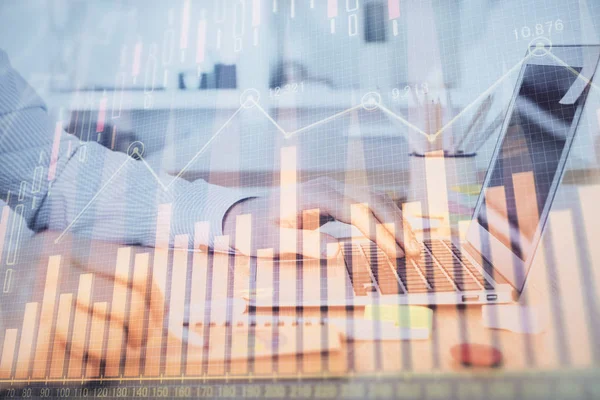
1;0;599;205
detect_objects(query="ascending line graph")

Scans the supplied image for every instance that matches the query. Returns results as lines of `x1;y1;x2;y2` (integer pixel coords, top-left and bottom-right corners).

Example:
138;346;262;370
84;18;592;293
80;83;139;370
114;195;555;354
54;43;598;244
245;51;525;143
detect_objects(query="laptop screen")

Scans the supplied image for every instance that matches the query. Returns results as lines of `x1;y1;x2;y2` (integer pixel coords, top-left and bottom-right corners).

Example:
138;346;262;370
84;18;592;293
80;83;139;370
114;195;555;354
475;63;583;262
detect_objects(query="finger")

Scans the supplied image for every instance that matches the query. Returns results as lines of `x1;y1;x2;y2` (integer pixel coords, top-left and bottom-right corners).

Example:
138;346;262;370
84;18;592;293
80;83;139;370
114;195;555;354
54;303;158;370
298;229;340;259
275;228;340;259
147;278;166;325
70;252;156;320
368;195;421;257
66;278;157;350
67;280;135;326
69;254;132;288
125;252;153;348
46;339;102;380
300;207;340;259
318;182;407;259
350;202;405;259
121;289;147;348
336;185;420;257
53;307;107;365
376;223;399;259
320;197;401;259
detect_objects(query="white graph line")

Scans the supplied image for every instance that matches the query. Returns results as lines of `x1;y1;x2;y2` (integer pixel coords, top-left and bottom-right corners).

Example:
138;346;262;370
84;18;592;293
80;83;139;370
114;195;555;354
138;153;169;191
290;104;364;136
170;103;247;183
54;156;132;243
547;51;600;93
247;55;530;142
56;51;590;244
54;104;247;242
251;100;364;138
377;103;429;137
432;54;530;138
250;101;288;137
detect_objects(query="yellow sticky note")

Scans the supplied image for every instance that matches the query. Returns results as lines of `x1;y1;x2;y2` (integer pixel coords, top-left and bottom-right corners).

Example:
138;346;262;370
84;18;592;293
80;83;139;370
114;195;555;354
450;185;482;196
364;305;433;329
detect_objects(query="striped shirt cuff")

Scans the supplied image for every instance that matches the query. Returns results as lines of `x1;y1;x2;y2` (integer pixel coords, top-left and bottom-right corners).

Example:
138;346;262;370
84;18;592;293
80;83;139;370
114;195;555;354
171;180;255;249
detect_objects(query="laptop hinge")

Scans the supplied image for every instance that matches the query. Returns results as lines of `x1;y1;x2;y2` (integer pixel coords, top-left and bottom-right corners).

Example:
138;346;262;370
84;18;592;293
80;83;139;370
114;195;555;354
460;241;510;285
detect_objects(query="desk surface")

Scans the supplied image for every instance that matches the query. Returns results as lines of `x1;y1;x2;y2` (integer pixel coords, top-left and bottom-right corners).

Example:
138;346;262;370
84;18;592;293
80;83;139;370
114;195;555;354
1;184;598;391
161;203;598;378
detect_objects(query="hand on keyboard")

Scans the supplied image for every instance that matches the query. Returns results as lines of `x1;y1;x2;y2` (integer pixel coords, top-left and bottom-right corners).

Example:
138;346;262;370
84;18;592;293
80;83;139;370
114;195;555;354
223;177;421;259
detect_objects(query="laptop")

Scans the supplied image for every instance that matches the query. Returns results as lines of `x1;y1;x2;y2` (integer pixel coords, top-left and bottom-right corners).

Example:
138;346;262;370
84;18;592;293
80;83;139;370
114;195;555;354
249;45;600;307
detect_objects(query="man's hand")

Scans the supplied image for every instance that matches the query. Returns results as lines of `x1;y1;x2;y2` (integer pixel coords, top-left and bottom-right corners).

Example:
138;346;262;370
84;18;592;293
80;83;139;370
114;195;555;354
1;231;166;379
223;177;421;260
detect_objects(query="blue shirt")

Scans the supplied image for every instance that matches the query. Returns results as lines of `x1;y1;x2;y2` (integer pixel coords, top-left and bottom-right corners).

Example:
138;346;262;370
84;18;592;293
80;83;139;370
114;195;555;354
0;49;252;248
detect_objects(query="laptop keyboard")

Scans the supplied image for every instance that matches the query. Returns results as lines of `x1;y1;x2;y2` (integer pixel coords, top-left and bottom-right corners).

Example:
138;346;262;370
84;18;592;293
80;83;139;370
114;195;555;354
341;239;495;296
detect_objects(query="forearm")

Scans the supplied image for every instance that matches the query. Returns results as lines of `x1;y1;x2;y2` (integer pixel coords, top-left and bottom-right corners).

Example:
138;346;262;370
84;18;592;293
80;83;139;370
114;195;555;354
38;136;252;247
0;49;253;248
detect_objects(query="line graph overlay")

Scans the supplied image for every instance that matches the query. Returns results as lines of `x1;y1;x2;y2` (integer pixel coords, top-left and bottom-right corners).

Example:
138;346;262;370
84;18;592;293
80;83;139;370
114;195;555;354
54;50;592;244
251;100;364;138
138;152;168;191
432;54;530;138
547;51;600;93
171;103;247;182
377;104;429;138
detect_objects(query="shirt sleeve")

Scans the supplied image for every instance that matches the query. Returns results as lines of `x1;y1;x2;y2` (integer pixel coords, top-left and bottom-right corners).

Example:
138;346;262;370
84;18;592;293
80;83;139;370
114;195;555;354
0;49;253;248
